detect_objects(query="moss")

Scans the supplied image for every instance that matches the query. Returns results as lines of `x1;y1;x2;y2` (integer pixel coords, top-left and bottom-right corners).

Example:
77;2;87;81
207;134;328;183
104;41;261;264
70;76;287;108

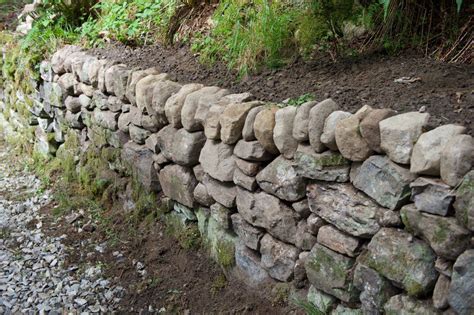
432;220;449;244
210;273;227;295
271;283;291;305
215;239;235;270
164;213;201;250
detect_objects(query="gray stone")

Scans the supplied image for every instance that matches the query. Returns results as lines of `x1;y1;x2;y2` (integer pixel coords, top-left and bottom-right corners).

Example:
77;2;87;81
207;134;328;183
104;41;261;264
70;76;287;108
126;68;159;106
306;285;337;314
80;57;100;85
432;274;450;310
233;168;257;191
294;252;309;288
104;64;130;100
293;101;317;142
65;96;81;113
194;89;230;126
231;214;264;250
151;80;182;118
165;83;203;128
353;155;417;210
295;221;318;250
220;101;262;144
320;110;352;151
129;125;151;144
122;142;160;191
401;204;470;260
260;234;299;282
51;45;82;74
135;74;170;114
97;60;118;92
308;99;339;152
65;111;84;129
242;106;264;141
360;108;396;153
440;134;474;186
181;86;222;131
203;175;237;208
410;177;455;216
294;144;350;182
305;244;359;302
448;249;474;315
145;133;160;153
292;199;311;219
92;90;108;110
380;112;430;164
199;140;237;182
331;305;363;315
435;257;453;277
256;156;306;202
233;140;274;161
193;164;205;182
411;124;466;175
454;171;474;231
107;96;125;112
79;94;92;109
235;158;261;176
317;225;362;257
236;189;298;244
384;295;441;315
353;264;398;315
210;203;232;229
159;164;197;208
58;73;78;96
307;183;390;238
118;112;132;133
307;214;325;235
156;125;178;160
171;129;206;166
204;104;226;140
77;82;95;97
360;228;438;297
274;106;298;159
335;115;374;161
234;243;272;287
93;109;119;131
254;106;279;154
193;183;214;207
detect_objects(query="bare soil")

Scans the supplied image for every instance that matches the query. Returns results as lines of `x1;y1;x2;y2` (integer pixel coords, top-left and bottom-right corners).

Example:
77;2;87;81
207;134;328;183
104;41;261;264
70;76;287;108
91;43;474;134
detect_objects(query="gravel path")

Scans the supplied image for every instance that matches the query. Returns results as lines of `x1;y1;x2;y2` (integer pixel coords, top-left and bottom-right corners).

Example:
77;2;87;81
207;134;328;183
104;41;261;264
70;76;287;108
0;143;124;314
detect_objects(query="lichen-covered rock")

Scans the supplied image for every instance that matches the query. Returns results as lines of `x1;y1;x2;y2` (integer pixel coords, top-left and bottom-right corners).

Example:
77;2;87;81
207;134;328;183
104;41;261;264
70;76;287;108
234;243;272;287
448;249;474;315
203;175;237;208
235;158;261;177
295;221;317;250
410;177;455;216
125;68;159;106
454;171;474;231
91;90;108;110
293;101;317;142
254;106;279;154
307;183;393;238
129;125;151;145
379;112;430;164
93;109;120;131
220;101;262;144
199;140;237;182
181;86;222;131
331;305;363;315
335;115;373;161
353;155;417;210
164;83;203;128
210;203;232;229
242;106;264;141
107;96;125;112
256;156;306;202
305;244;359;302
306;285;337;314
65;110;84;129
231;214;264;250
353;264;398;315
274;106;298;159
121;142;160;191
411;124;466;175
159;164;197;208
294;144;350;182
320;111;352;151
360;228;438;297
317;225;362;257
440;134;474;187
236;188;298;245
384;295;441;314
308;99;339;152
260;234;300;282
171;129;206;166
193;183;214;207
233;140;274;161
401;204;470;260
43;82;64;108
360;108;396;153
233;168;257;191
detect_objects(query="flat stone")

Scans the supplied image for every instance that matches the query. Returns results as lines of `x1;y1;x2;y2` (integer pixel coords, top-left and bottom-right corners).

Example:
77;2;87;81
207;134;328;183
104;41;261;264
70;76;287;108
171;129;206;166
317;225;362;257
448;249;474;315
360;108;396;153
320;111;352;151
335;115;373;161
294;144;350;182
293;101;317;142
233;168;257;191
242;106;264;141
440;134;474;186
159;164;197;208
401;204;470;260
410;177;455;216
308;99;339;152
254;106;279;154
235;158;261;176
353;155;417;210
274;106;298;159
307;183;391;238
260;234;299;282
165;83;203;128
236;188;298;244
295;221;317;250
454;171;474;231
231;214;264;250
305;244;359;302
306;285;337;314
233;140;274;161
360;228;438;297
353;264;398;315
384;295;441;314
411;124;466;175
203;175;237;208
199;140;237;182
220;101;262;144
126;68;159;106
380;112;430;164
433;274;450;310
193;183;214;207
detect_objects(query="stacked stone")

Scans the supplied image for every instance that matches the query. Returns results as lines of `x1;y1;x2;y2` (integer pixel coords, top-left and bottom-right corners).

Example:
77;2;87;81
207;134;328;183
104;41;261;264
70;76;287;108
3;44;473;315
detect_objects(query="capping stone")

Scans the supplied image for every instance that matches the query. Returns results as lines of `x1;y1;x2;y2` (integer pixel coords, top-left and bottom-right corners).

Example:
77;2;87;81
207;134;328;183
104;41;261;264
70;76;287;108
274;106;298;159
165;83;203;128
254;106;279;154
220;101;262;144
308;99;339;152
293;100;317;141
242;106;264;141
440;134;474;187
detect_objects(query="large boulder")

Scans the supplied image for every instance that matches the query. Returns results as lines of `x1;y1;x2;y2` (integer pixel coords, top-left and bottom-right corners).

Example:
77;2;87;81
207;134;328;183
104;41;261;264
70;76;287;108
360;108;396;153
254;106;279;154
159;164;198;208
306;286;337;314
307;183;395;238
256;156;306;202
242;106;264;141
440;134;474;187
220;101;262;144
293;100;317;142
401;204;470;260
335;115;373;161
454;171;474;231
353;155;417;210
411;124;466;175
164;83;203;128
409;177;455;216
171;129;206;166
294;144;350;182
305;244;359;303
199;140;237;182
379;112;430;164
260;234;300;282
448;249;474;315
274;106;298;159
236;189;298;245
308;99;339;152
360;228;438;297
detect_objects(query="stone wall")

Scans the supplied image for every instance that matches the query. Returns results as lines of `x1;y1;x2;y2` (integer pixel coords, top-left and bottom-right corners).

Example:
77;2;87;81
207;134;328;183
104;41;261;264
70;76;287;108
1;45;473;314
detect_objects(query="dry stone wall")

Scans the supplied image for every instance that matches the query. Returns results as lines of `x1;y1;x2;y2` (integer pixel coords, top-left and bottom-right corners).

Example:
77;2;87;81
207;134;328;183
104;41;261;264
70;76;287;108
2;45;474;314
